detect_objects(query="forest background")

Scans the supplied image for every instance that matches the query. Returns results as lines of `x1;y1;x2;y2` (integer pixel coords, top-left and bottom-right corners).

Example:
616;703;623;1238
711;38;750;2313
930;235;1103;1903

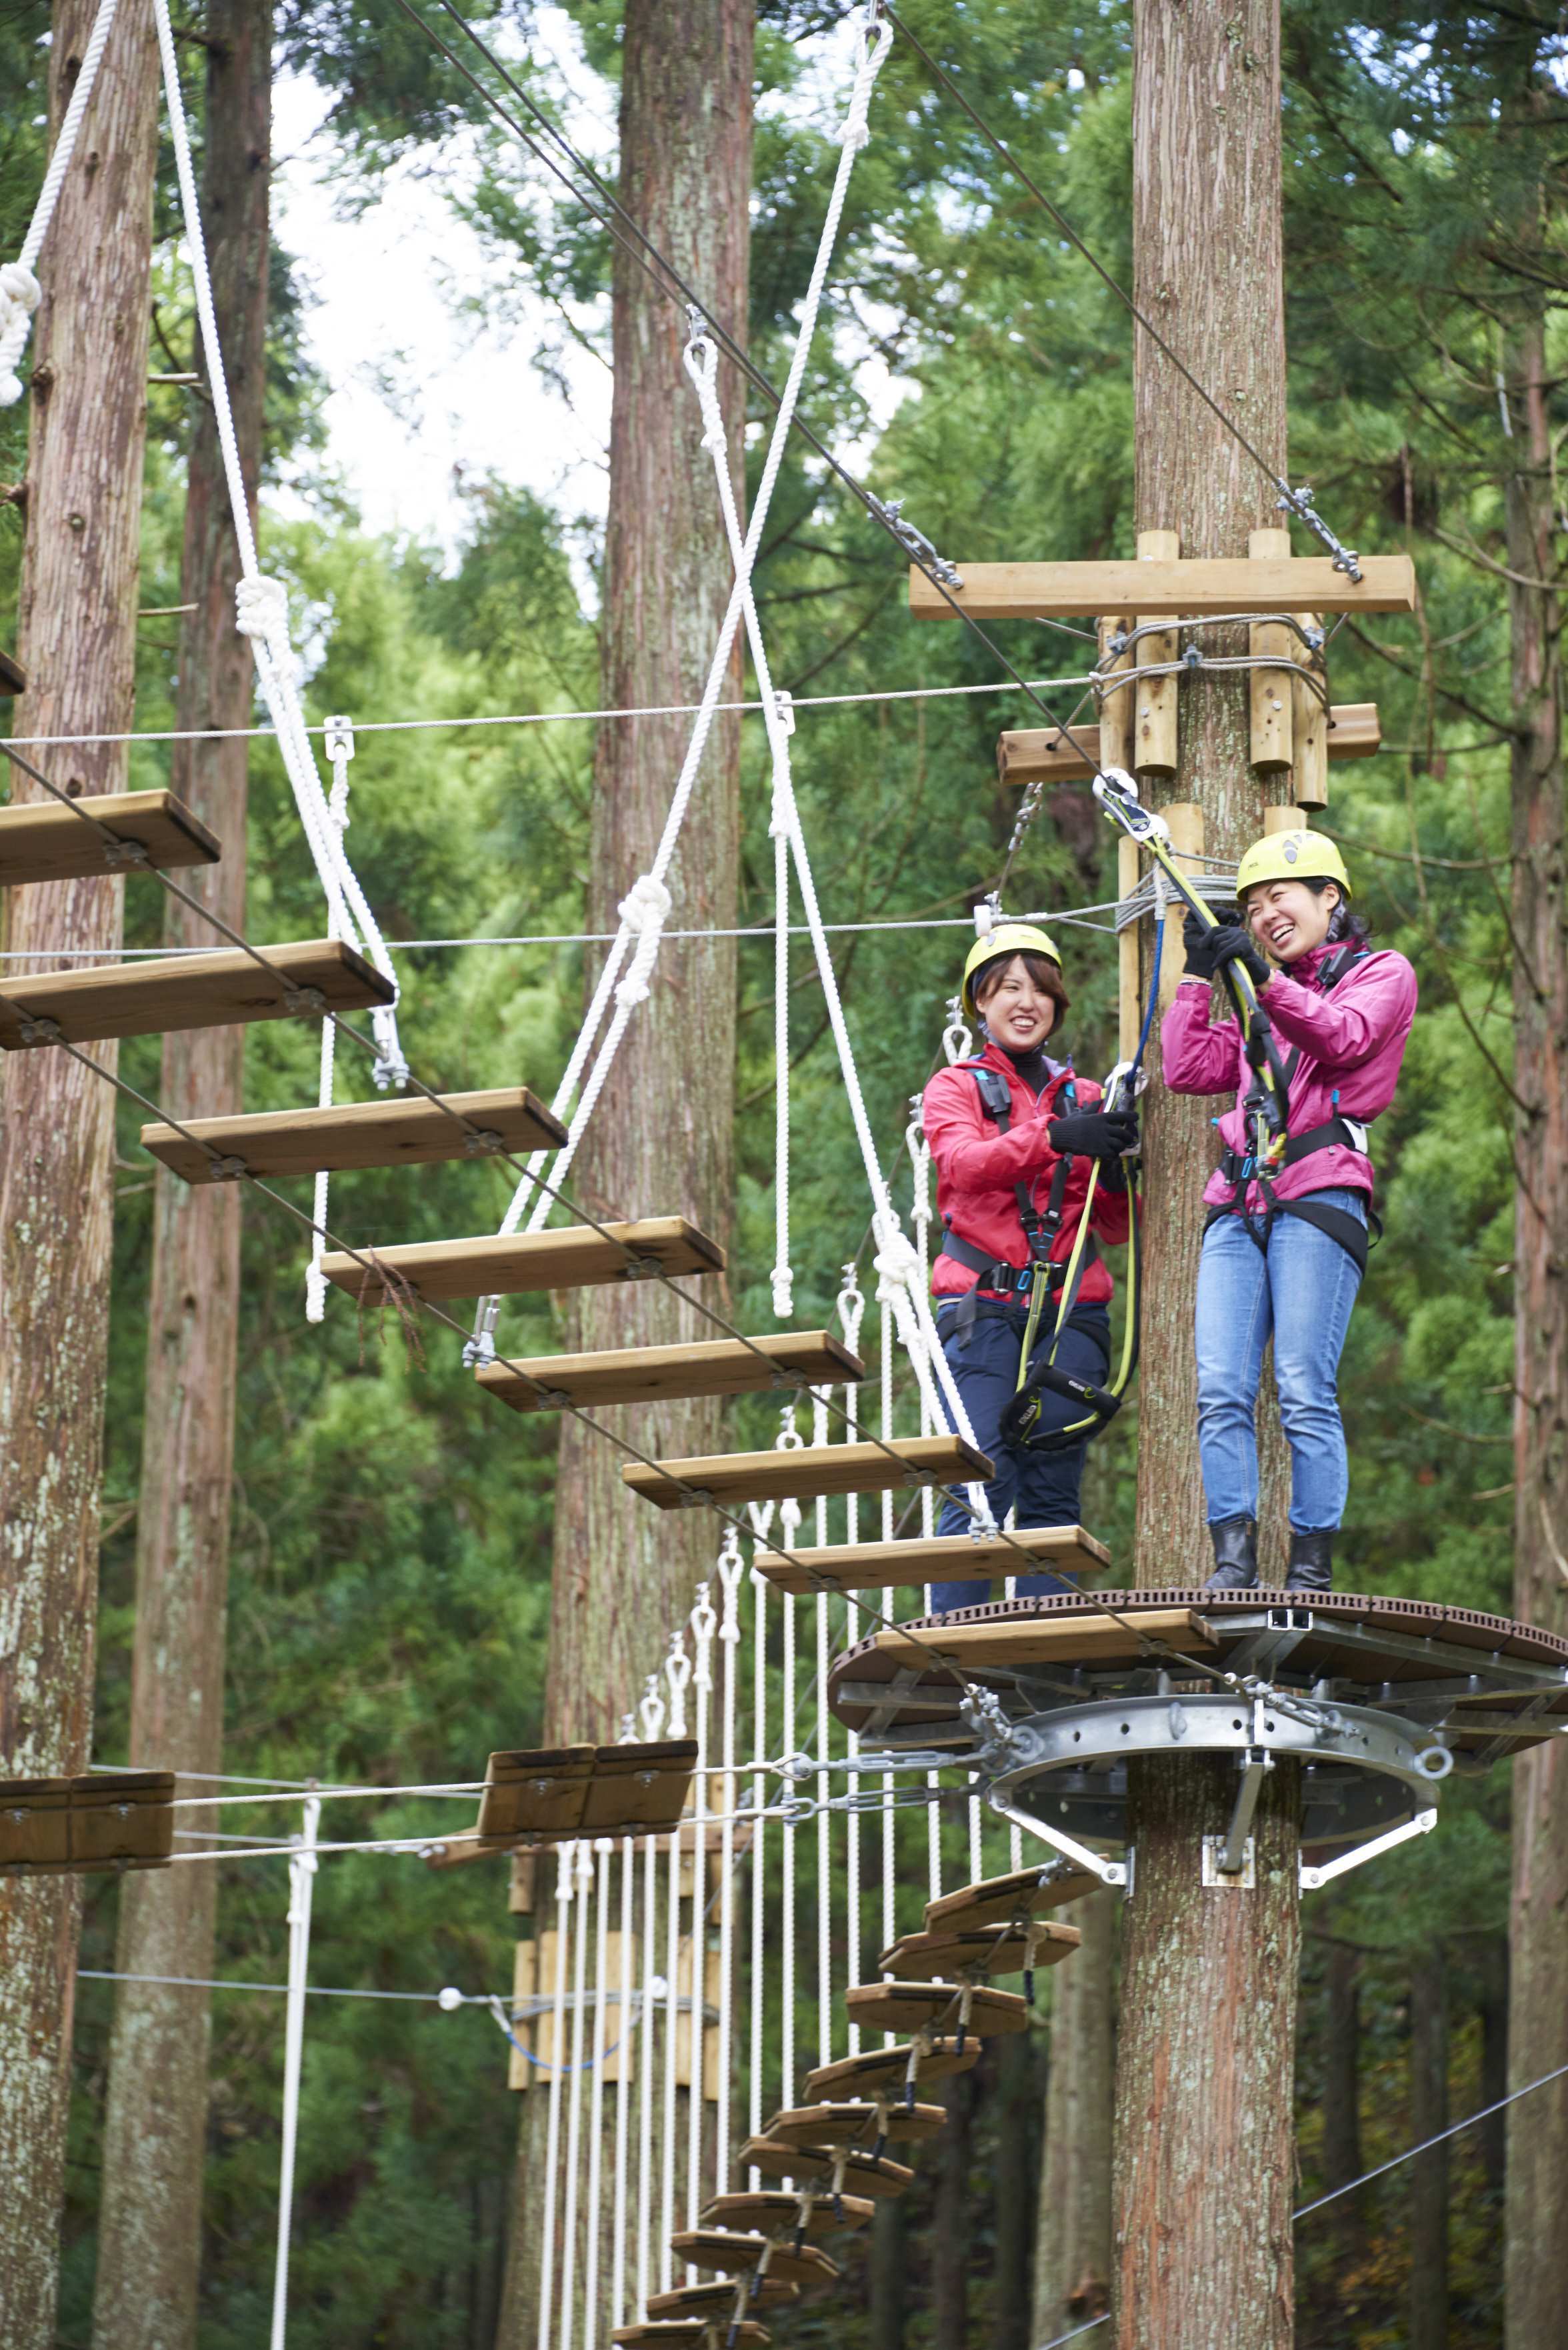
0;0;1552;2343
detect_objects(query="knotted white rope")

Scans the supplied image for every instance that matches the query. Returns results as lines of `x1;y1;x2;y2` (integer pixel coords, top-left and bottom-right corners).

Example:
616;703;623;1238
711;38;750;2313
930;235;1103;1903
770;690;796;1319
469;4;891;1367
151;0;406;1106
0;0;123;405
305;718;355;1323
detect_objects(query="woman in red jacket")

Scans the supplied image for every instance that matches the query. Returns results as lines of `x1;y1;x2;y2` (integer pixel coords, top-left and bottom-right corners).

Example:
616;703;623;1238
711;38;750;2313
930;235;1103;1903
921;924;1137;1611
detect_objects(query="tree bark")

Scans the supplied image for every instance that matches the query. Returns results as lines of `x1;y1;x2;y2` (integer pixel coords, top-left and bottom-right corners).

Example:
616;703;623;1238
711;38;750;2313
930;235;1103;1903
1115;6;1299;2346
91;7;271;2344
1503;249;1568;2350
1320;1937;1365;2256
1034;1887;1115;2341
867;2190;909;2350
1477;1935;1507;2201
0;5;159;2342
495;6;751;2341
1408;1948;1449;2350
993;2033;1042;2350
932;2059;976;2349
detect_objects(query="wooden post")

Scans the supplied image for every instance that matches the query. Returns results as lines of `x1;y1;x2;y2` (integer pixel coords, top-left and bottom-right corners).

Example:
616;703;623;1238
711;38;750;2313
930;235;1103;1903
0;7;159;2343
1133;527;1179;779
1291;615;1329;811
1117;833;1141;1065
91;12;272;2346
1115;1;1301;2345
1098;613;1135;773
1157;803;1205;1012
1247;526;1293;773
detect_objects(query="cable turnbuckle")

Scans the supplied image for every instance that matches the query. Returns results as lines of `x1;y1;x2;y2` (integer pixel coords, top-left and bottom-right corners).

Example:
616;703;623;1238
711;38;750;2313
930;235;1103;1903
1277;484;1363;584
866;494;963;591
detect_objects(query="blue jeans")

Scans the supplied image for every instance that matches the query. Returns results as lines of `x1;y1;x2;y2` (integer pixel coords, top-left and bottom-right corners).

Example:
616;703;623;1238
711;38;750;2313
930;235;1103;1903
1194;1189;1366;1533
929;1297;1111;1612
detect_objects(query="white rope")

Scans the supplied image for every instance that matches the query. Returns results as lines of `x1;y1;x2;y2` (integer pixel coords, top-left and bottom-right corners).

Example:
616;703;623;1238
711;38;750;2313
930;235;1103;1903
537;1847;574;2350
661;1632;689;2291
611;1833;635;2333
747;1559;767;2191
687;1585;716;2234
559;1840;593;2350
270;1795;320;2350
771;698;795;1318
305;721;353;1323
584;1837;613;2350
715;1534;743;2191
837;1269;866;2052
0;0;123;405
635;1697;660;2317
149;0;406;1093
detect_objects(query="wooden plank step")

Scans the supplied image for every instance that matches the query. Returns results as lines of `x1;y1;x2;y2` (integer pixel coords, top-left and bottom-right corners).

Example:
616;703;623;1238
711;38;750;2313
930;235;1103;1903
752;1523;1107;1597
997;702;1379;787
737;2139;913;2199
0;647;25;695
0;789;222;887
475;1739;697;1843
869;1605;1217;1672
647;2283;796;2319
803;2039;979;2105
671;2233;839;2291
141;1086;565;1185
0;939;395;1051
319;1215;724;1306
478;1330;865;1415
0;1771;174;1875
701;2192;874;2238
761;2100;944;2150
614;2328;768;2348
878;1922;1081;1981
909;554;1416;621
925;1863;1102;1937
623;1435;993;1514
843;1982;1031;2038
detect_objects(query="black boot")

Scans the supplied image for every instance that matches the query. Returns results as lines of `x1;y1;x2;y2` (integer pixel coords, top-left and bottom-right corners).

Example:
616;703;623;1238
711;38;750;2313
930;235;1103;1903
1285;1529;1333;1593
1203;1515;1258;1591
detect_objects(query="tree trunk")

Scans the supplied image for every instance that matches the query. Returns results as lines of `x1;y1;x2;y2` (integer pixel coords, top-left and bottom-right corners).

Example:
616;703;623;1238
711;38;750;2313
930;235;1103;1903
1115;5;1299;2345
867;2191;908;2350
1321;1938;1365;2256
1478;1935;1507;2201
932;2059;976;2349
91;7;270;2343
0;5;159;2342
993;2033;1042;2350
1408;1949;1449;2350
1034;1887;1115;2340
1503;266;1568;2350
495;5;751;2341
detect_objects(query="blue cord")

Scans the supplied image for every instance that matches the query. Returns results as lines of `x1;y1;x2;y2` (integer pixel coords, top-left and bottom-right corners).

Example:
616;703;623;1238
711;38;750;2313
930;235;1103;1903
1131;908;1164;1080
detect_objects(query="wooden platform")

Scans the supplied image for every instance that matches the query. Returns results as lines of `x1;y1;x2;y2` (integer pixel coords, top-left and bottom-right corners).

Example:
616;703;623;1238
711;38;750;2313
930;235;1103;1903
622;1435;993;1514
671;2232;839;2291
478;1331;865;1415
869;1605;1215;1672
474;1739;697;1843
751;1523;1106;1597
925;1863;1102;1936
0;1771;174;1873
737;2139;913;2199
141;1087;567;1185
909;554;1416;621
997;701;1381;787
647;2282;796;2319
803;2039;979;2105
319;1215;725;1307
843;1981;1030;2038
760;2100;945;2149
0;939;395;1051
701;2192;874;2238
878;1922;1080;1981
0;789;222;887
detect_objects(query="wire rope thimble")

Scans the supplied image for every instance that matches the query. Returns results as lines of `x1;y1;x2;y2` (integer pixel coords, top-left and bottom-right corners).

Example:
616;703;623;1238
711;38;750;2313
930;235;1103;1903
835;1260;867;1355
941;997;973;1065
716;1529;746;1641
663;1635;693;1739
775;1401;806;1451
691;1580;719;1692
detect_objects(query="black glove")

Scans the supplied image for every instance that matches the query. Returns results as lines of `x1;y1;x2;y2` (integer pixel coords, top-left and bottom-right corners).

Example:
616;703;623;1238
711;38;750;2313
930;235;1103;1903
1048;1109;1139;1162
1183;906;1269;990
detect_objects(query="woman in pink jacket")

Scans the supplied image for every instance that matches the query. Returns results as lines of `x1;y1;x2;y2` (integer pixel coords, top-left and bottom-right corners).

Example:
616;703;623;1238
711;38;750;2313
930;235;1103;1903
1161;829;1417;1594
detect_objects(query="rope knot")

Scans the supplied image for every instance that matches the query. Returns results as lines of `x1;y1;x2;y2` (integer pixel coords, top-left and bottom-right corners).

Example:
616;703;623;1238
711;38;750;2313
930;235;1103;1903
235;572;290;641
0;262;43;406
613;873;672;1009
873;1229;922;1301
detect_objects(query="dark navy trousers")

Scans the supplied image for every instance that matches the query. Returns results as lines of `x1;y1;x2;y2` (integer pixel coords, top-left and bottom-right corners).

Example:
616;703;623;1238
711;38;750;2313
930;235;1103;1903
931;1295;1110;1612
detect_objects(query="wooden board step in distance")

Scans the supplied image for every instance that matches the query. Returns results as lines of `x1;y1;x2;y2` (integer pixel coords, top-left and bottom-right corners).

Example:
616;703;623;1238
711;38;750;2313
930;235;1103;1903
843;1981;1031;2039
647;2282;796;2319
737;2138;914;2199
479;1330;864;1415
803;2038;979;2105
613;2326;769;2348
879;1923;1081;1981
0;939;395;1051
623;1434;993;1513
472;1739;697;1845
670;2232;839;2291
141;1086;566;1185
319;1215;723;1307
752;1523;1107;1597
997;701;1381;787
869;1604;1216;1673
0;788;221;887
701;2193;875;2239
925;1861;1102;1937
0;1772;175;1874
761;2100;944;2150
909;553;1417;621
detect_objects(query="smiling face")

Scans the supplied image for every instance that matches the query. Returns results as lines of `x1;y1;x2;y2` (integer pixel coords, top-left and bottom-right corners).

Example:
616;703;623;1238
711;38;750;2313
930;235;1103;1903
1242;877;1339;964
975;953;1059;1051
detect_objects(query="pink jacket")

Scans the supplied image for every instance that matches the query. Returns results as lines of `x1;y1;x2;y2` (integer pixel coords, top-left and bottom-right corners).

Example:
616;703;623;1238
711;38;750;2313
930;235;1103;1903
1159;942;1418;1214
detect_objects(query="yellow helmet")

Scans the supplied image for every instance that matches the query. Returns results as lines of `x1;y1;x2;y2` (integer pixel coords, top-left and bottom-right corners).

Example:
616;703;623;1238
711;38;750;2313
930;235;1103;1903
960;923;1063;1023
1235;828;1352;905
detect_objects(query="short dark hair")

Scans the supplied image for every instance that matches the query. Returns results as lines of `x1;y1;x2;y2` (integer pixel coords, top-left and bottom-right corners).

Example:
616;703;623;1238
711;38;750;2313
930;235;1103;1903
1302;875;1373;949
973;950;1071;1023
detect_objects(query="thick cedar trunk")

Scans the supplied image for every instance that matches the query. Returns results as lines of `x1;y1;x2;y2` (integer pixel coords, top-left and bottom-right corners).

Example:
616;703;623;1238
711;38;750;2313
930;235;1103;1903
1034;1886;1115;2339
1115;7;1299;2347
1503;273;1568;2350
0;5;159;2340
495;7;751;2341
1408;1949;1449;2350
1321;1938;1365;2254
932;2061;976;2348
993;2033;1042;2350
90;7;271;2342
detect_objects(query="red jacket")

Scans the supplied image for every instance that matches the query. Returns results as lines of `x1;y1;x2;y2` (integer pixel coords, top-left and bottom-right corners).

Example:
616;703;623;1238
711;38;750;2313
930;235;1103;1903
921;1047;1130;1304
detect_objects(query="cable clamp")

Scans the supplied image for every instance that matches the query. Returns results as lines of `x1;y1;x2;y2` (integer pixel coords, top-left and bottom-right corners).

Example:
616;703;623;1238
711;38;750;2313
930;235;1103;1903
1181;643;1203;670
866;493;963;591
324;714;355;763
621;1253;666;1281
673;1483;715;1510
209;1154;248;1181
101;837;150;869
17;1013;61;1046
282;984;328;1018
461;1127;505;1157
462;1331;496;1371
